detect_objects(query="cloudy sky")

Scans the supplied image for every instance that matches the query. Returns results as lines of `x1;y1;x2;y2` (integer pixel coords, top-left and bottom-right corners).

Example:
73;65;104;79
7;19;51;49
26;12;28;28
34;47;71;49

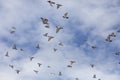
0;0;120;80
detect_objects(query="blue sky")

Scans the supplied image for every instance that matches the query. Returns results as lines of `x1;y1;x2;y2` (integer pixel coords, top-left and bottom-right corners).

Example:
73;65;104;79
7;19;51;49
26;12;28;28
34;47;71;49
0;0;120;80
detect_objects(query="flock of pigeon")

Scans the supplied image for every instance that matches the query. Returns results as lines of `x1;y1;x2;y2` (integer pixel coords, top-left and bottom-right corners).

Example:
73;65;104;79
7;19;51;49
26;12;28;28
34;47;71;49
3;0;120;80
105;30;120;64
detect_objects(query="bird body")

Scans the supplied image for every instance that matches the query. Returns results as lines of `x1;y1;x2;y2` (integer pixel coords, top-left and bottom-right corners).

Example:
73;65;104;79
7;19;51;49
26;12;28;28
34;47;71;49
30;57;34;61
36;44;40;49
70;61;75;65
63;12;69;19
67;65;72;67
93;74;96;78
10;27;16;34
91;46;96;49
48;0;55;7
59;72;62;76
20;48;24;51
15;70;20;74
34;70;38;74
58;42;63;46
90;64;94;68
56;4;62;9
41;17;48;24
9;64;14;69
12;44;17;50
48;36;54;41
43;33;48;37
53;48;57;52
56;26;63;33
5;51;9;57
106;35;112;42
110;32;116;37
37;63;42;67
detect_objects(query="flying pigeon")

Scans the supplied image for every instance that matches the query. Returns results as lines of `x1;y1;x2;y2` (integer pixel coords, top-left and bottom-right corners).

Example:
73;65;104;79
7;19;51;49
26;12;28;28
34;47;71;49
106;35;112;42
117;29;120;32
47;66;51;68
56;4;62;9
70;61;75;65
30;57;34;61
67;65;72;68
90;64;94;68
93;74;96;78
47;0;55;7
53;48;57;52
20;48;24;51
36;44;40;49
48;36;54;41
63;12;69;19
9;64;14;69
56;26;63;33
43;33;48;37
115;52;120;55
110;32;116;37
58;42;63;46
37;63;42;67
15;70;20;74
41;17;48;24
12;44;17;50
10;27;16;34
58;72;62;76
91;46;96;49
75;78;79;80
5;51;9;57
33;70;38;74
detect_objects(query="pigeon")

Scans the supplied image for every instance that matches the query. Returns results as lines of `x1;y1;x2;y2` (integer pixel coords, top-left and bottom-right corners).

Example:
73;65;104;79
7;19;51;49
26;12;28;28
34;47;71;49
20;48;24;51
33;70;38;74
56;4;62;9
115;52;120;55
43;33;48;37
47;0;55;7
50;73;55;75
37;63;42;67
36;44;40;49
9;64;14;69
10;27;16;34
10;30;15;34
48;36;54;41
91;46;96;49
117;29;120;32
30;57;34;61
5;51;9;57
106;35;112;42
12;26;16;29
58;72;62;76
63;12;69;19
41;17;48;24
67;65;72;68
47;66;51;68
12;44;17;50
90;64;94;68
119;62;120;64
53;48;57;52
56;26;63;33
44;25;50;28
93;74;96;78
58;42;63;46
70;61;75;65
110;32;116;37
75;78;79;80
15;70;20;74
